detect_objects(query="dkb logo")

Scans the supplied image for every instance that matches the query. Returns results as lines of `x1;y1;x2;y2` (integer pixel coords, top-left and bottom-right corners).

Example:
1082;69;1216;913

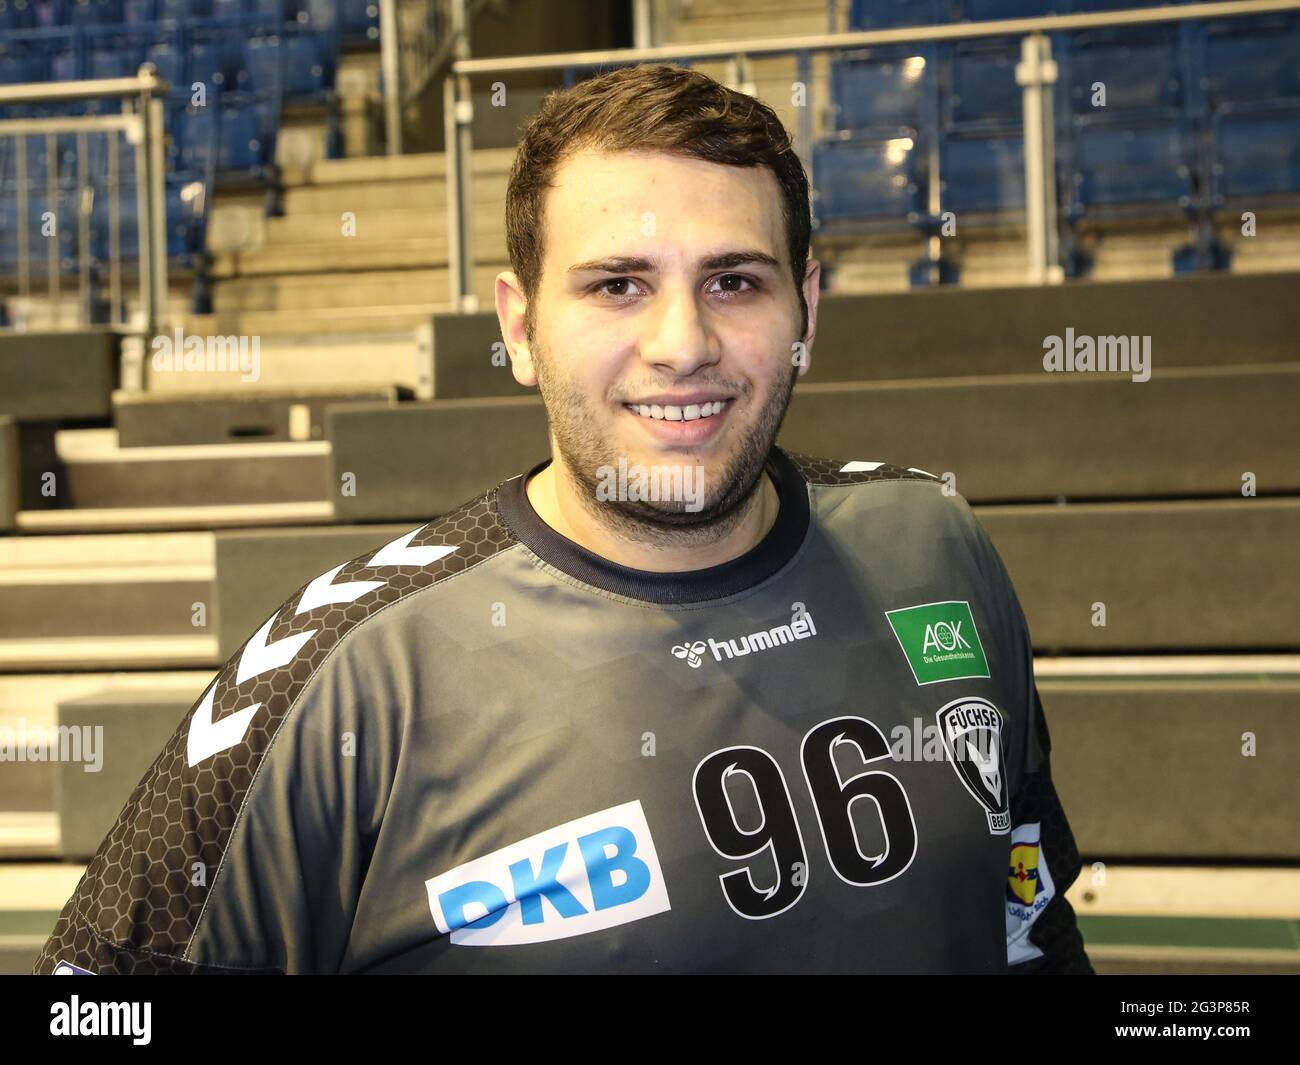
425;800;671;945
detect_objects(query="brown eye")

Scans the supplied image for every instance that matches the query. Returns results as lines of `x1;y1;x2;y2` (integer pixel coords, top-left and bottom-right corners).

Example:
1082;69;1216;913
709;274;755;295
597;278;643;298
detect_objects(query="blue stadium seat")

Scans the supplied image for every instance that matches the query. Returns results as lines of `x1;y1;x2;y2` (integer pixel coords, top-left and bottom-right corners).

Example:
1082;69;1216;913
850;0;940;30
1201;16;1300;109
1063;0;1158;10
0;0;35;32
0;47;34;84
32;0;60;27
169;94;219;173
1211;109;1300;200
144;39;186;88
122;0;154;21
159;0;212;17
89;38;142;80
282;31;327;94
957;0;1052;19
940;131;1025;214
242;31;328;96
947;40;1022;129
812;135;922;224
831;49;930;135
1068;121;1192;211
339;0;377;38
87;176;205;262
50;42;82;82
187;37;231;88
1065;29;1184;118
216;93;274;171
65;0;122;24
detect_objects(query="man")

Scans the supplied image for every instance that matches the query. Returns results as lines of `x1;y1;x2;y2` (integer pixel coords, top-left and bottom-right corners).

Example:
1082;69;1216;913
36;64;1091;974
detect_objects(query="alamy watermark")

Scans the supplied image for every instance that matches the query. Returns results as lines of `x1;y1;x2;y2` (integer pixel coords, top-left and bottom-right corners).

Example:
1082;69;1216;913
0;718;103;772
596;457;706;512
150;327;260;383
1043;328;1151;382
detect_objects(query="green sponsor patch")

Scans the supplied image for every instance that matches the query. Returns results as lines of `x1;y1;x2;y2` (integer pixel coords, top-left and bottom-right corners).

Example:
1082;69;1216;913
885;600;990;685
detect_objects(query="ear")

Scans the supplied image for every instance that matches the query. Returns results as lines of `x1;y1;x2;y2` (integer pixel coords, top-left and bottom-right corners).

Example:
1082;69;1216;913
797;258;821;379
495;270;537;388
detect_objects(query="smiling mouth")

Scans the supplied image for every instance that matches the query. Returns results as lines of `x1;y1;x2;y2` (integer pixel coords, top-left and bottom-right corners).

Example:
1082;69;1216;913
623;399;731;422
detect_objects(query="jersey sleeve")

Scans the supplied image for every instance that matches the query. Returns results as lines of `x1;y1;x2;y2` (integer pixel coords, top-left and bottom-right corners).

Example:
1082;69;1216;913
33;597;385;975
955;500;1095;975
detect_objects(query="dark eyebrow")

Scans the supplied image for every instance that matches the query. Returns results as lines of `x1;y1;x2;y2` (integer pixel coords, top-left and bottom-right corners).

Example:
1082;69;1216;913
567;250;783;275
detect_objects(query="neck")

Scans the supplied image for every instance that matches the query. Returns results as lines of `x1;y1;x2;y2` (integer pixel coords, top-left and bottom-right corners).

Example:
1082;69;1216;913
525;456;780;573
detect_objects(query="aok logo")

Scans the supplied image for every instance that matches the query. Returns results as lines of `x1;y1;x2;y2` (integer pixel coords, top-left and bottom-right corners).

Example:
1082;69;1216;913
885;600;990;685
922;619;970;655
425;800;671;945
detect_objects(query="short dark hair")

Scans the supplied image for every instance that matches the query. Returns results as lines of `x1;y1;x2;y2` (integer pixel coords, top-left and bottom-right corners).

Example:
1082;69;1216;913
505;63;811;338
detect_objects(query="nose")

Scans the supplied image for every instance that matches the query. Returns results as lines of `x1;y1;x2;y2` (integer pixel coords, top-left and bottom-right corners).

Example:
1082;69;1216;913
637;279;720;375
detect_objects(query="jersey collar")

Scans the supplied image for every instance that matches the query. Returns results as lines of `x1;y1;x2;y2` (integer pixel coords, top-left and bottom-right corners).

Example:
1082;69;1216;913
495;445;810;605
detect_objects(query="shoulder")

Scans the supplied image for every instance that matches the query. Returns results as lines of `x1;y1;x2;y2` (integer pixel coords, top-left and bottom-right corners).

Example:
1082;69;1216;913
781;448;946;491
48;484;523;967
198;485;518;762
781;447;974;529
781;446;1000;584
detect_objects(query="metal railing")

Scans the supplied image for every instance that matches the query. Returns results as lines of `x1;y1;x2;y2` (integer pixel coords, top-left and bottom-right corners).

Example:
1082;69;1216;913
380;0;501;155
0;67;170;335
441;0;1300;308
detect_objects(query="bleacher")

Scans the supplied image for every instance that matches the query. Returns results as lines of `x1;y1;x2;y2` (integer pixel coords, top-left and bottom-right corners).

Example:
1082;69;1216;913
810;0;1300;280
0;0;381;324
1;0;1298;975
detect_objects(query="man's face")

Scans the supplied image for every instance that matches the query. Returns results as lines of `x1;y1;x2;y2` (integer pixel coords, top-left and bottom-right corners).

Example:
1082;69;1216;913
499;147;819;530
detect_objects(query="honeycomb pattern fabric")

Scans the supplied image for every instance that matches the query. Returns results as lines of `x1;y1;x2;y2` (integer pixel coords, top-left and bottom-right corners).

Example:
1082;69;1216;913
34;484;519;975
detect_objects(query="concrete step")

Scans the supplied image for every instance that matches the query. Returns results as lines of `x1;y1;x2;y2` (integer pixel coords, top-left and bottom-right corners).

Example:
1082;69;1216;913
211;265;502;312
0;813;58;859
668;6;831;41
781;363;1300;501
278;150;512;216
0;862;85;974
986;502;1300;651
22;428;333;510
278;149;516;187
1042;671;1300;858
183;305;443;337
13;501;335;534
263;206;504;246
142;330;427;395
0;670;214;812
209;236;457;278
0;528;212;642
114;386;404;447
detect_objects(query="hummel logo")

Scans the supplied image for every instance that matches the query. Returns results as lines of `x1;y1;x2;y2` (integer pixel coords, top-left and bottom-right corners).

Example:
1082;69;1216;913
671;613;818;668
672;642;708;668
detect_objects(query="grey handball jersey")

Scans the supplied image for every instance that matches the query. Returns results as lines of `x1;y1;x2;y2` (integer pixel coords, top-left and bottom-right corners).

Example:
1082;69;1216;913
36;447;1092;975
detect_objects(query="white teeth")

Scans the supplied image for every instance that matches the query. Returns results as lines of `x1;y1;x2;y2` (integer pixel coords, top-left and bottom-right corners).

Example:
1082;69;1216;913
627;400;727;421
